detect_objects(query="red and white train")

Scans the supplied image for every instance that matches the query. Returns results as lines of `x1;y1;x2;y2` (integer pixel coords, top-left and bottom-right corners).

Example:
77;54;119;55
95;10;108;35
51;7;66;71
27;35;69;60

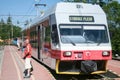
23;2;112;74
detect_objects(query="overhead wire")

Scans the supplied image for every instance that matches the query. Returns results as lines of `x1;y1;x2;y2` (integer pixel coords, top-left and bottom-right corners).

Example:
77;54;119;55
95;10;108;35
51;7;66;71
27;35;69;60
19;0;36;23
0;0;46;28
0;0;36;23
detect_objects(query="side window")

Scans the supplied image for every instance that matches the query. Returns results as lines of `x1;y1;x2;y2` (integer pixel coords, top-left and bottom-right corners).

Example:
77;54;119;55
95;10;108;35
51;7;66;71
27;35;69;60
51;24;59;44
45;26;50;43
30;30;37;48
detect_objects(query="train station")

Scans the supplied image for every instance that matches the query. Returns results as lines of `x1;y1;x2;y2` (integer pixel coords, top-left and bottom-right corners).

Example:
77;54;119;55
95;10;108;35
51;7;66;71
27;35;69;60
1;0;120;80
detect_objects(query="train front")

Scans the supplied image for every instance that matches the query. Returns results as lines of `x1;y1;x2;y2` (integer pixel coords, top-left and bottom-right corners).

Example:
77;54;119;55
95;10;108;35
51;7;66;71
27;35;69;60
53;2;112;74
55;24;112;74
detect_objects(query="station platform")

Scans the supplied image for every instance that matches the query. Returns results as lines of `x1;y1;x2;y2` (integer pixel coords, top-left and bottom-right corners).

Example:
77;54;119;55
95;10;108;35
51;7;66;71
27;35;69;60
0;45;120;80
0;45;55;80
107;59;120;77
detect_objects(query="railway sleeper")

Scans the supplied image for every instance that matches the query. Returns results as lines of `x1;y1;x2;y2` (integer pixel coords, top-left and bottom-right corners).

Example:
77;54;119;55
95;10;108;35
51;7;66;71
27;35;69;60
57;60;107;74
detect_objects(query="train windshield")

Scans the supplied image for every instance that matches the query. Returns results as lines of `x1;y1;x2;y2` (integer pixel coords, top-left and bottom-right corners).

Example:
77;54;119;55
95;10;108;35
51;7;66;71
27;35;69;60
60;25;109;44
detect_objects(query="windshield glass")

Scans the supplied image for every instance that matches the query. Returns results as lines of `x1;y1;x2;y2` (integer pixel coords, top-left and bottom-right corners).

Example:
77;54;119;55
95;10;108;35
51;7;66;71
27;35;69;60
60;25;109;44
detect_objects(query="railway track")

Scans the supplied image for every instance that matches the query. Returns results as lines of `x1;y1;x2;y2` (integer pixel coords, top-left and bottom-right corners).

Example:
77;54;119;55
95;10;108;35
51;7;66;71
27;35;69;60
33;57;120;80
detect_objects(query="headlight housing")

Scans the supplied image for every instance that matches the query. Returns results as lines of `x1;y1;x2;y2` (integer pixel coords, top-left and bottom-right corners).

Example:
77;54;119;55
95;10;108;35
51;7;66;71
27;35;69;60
63;51;72;57
102;51;110;56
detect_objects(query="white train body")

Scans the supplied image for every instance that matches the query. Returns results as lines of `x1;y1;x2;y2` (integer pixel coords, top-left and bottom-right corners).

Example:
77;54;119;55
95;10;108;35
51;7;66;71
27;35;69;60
25;2;112;74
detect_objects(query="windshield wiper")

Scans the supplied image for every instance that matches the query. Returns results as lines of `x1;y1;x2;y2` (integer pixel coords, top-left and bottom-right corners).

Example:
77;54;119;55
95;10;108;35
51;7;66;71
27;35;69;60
67;37;76;46
97;40;102;46
70;40;76;46
62;36;76;46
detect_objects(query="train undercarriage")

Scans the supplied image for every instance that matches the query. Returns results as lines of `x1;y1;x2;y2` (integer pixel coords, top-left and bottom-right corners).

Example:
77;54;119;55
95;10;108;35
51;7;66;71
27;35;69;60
56;60;107;74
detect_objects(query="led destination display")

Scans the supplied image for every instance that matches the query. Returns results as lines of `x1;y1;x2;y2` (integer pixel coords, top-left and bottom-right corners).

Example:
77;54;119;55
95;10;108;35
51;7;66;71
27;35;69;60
69;16;94;22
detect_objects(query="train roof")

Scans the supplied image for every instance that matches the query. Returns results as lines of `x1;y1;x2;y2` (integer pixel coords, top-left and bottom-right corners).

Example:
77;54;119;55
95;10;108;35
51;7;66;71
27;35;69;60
24;2;105;30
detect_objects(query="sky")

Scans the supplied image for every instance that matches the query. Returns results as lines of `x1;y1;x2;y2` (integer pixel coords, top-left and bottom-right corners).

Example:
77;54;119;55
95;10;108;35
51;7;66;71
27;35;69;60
0;0;120;28
0;0;61;28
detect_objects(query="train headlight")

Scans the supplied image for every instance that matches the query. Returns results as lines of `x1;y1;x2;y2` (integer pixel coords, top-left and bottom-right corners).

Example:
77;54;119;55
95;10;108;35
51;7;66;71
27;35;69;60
102;51;110;56
63;51;72;57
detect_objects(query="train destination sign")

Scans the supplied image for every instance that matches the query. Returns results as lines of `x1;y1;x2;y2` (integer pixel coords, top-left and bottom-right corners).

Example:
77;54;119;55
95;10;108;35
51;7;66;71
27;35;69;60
69;16;94;22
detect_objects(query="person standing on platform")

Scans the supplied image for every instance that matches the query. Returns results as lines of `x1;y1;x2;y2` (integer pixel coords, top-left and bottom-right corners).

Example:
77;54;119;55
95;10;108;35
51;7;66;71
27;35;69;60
23;39;32;78
17;37;21;50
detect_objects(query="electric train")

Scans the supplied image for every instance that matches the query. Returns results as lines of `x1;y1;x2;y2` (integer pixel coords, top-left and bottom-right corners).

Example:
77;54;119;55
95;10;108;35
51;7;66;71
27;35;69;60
22;2;112;74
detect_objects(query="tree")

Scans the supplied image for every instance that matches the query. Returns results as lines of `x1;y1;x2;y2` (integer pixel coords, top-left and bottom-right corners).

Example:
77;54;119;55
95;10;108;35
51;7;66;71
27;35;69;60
103;1;120;56
103;1;120;28
7;15;12;24
0;16;22;41
0;19;4;40
99;0;106;7
1;18;5;24
13;25;22;37
109;27;120;56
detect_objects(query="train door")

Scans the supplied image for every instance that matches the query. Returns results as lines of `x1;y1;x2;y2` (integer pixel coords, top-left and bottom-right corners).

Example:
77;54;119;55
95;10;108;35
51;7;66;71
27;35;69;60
37;26;40;59
41;23;57;69
37;25;45;59
49;14;59;50
51;24;59;49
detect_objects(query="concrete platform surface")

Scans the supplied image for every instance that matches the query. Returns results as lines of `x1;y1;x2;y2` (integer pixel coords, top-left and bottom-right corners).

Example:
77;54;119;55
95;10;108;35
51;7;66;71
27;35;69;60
0;45;55;80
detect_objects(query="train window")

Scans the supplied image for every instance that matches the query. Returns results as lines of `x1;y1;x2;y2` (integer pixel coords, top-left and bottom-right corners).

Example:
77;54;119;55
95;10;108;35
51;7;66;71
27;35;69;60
60;25;85;43
51;24;59;44
60;28;82;35
60;26;82;36
30;30;37;48
83;26;109;43
59;25;109;44
45;26;50;42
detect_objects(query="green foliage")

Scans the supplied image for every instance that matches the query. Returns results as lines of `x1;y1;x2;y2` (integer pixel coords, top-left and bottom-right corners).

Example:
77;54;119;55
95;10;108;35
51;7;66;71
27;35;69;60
102;1;120;56
109;27;120;56
7;16;12;24
0;17;22;40
103;1;120;28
